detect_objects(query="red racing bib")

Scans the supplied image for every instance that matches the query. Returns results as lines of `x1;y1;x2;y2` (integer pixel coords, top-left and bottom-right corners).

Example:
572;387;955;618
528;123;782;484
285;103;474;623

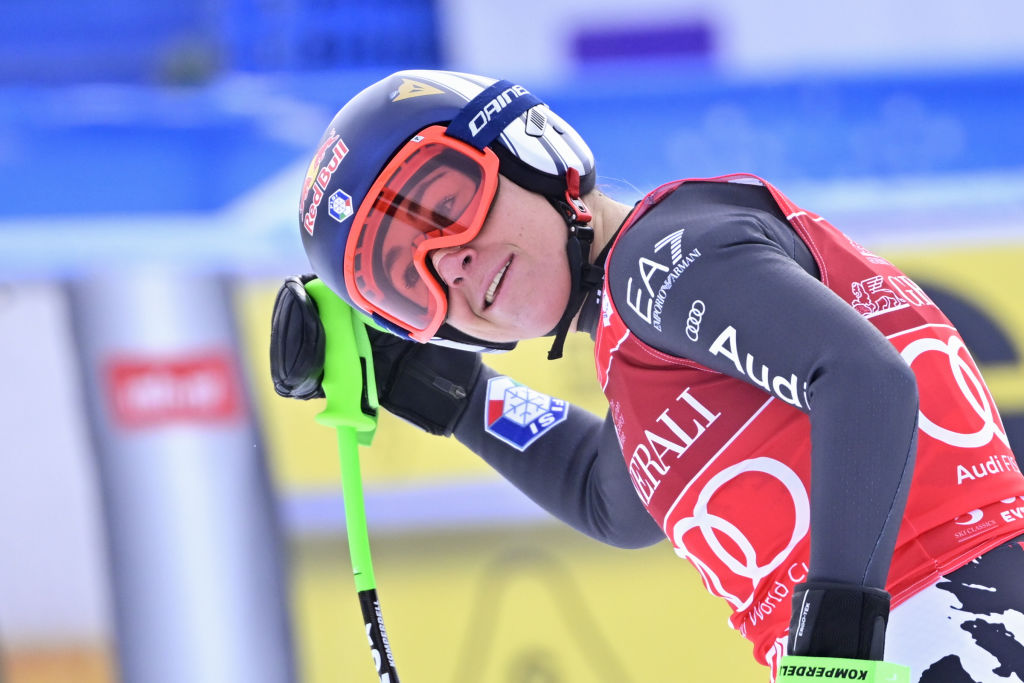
595;176;1024;667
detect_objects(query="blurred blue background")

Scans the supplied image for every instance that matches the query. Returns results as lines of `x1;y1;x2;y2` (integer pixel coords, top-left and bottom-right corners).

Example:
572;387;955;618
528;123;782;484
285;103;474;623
2;0;1022;273
1;1;1023;682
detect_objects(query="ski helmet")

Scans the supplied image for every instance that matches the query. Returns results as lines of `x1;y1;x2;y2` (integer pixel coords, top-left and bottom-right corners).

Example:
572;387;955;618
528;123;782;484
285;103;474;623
299;70;597;353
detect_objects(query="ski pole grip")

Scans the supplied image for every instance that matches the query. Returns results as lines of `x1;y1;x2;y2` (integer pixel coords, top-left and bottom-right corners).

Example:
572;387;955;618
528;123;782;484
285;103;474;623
777;656;909;682
304;279;379;442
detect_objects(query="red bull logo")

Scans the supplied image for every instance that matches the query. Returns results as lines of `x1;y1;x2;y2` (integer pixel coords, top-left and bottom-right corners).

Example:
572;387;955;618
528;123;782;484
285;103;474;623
300;132;349;235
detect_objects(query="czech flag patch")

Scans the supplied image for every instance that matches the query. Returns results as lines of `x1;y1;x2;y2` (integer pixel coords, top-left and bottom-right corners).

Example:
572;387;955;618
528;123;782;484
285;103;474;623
484;376;568;451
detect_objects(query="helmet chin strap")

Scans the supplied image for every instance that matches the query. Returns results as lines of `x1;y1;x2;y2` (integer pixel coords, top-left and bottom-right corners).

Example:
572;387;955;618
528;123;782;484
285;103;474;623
545;168;605;360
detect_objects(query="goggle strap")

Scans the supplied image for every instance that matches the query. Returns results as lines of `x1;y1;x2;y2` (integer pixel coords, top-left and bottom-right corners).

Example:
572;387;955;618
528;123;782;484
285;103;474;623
445;80;544;150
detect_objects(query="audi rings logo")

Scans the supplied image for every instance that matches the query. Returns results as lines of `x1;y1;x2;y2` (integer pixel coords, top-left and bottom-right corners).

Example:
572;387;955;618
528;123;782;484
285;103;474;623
686;300;705;341
671;457;809;611
901;335;1010;449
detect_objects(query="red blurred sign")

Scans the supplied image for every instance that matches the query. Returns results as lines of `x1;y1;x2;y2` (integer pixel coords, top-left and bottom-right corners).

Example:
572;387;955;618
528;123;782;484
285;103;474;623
105;352;244;428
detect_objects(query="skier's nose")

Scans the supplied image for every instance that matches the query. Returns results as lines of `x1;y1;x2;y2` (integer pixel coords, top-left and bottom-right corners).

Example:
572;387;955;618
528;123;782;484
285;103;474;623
431;245;476;287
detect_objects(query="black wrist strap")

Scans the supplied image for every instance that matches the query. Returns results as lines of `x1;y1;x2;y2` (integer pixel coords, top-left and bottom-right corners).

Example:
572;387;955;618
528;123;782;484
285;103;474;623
788;582;890;661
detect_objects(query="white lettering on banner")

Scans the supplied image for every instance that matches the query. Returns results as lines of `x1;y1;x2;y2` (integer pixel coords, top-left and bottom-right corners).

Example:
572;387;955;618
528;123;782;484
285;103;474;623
900;334;1010;450
888;275;935;308
1001;505;1024;523
672;457;810;612
628;388;721;504
626;281;652;325
748;579;790;625
954;498;1024;537
624;228;702;330
788;561;808;584
850;274;937;318
467;85;530;137
655;228;688;264
708;326;809;409
850;275;908;317
955;509;985;525
651;248;701;331
626;257;669;324
640;256;670;293
956;454;1021;484
952;508;999;542
954;519;997;542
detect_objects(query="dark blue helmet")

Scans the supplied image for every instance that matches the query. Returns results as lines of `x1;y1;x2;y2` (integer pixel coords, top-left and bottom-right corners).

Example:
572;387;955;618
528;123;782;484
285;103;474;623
299;70;596;352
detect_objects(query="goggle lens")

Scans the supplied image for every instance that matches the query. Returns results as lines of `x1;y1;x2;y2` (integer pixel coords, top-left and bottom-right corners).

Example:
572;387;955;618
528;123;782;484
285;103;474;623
344;127;499;341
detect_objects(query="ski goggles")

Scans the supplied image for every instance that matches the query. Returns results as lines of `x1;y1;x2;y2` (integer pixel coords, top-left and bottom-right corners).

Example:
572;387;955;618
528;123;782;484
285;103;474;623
344;125;500;342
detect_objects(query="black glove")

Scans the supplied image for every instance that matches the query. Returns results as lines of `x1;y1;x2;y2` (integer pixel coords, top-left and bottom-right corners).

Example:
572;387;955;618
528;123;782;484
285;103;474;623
270;274;325;400
269;275;482;436
787;581;891;660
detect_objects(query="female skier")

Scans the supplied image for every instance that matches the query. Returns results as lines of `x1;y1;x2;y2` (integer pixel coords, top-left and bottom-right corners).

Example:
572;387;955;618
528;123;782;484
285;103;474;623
271;70;1024;682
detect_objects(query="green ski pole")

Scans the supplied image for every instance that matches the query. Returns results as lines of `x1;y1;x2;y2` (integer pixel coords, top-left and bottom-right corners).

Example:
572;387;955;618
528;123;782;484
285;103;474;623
305;279;400;683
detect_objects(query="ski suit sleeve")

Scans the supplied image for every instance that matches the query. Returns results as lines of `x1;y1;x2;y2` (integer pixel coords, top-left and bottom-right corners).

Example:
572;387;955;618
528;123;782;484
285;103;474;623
452;364;665;549
607;184;919;589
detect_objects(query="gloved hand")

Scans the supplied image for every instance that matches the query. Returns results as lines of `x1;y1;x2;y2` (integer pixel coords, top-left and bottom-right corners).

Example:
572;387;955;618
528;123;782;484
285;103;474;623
365;323;482;436
270;274;326;400
269;275;482;436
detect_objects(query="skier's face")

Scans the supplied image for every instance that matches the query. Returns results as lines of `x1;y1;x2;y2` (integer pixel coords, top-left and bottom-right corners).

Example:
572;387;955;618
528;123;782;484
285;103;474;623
429;176;571;343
